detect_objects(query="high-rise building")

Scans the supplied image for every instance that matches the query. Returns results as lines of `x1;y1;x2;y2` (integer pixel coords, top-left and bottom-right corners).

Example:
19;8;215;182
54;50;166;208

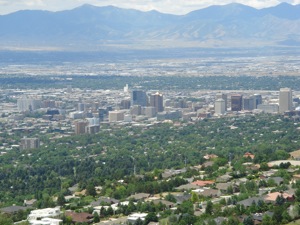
243;96;255;111
215;99;226;115
216;93;227;111
86;125;100;134
98;108;107;121
77;103;85;111
66;85;72;93
130;105;142;116
43;100;56;108
231;94;243;111
109;111;125;122
279;88;293;113
124;84;129;93
74;121;88;135
149;92;164;113
20;137;40;150
17;98;42;112
144;107;157;117
131;90;148;107
87;117;100;126
120;99;131;109
253;94;262;109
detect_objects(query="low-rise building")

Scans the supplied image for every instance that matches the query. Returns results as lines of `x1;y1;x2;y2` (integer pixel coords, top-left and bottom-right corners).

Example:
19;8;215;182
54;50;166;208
127;213;148;224
27;207;61;221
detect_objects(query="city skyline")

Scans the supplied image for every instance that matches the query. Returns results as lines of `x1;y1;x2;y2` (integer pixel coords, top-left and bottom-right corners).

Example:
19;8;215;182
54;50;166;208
0;0;299;15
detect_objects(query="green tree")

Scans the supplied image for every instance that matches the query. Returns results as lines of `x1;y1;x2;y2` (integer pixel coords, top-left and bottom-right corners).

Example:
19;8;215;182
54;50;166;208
177;200;194;215
261;214;274;225
226;216;240;225
281;211;291;224
0;214;13;225
107;206;114;216
260;162;269;171
275;195;285;206
86;183;97;197
144;212;158;224
180;213;196;225
93;212;100;223
243;216;254;225
272;206;284;224
134;218;143;225
227;185;234;194
205;200;213;215
191;192;199;203
165;193;176;203
295;188;300;202
57;193;66;206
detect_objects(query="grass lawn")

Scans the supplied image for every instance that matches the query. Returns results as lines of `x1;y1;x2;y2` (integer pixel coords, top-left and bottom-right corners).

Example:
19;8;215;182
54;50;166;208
287;219;300;225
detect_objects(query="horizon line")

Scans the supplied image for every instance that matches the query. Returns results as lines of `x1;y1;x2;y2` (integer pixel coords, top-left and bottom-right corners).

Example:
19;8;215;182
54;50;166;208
0;2;298;16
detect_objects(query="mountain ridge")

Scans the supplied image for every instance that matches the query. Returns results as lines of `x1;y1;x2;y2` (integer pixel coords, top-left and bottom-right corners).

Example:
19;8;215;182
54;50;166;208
0;3;300;50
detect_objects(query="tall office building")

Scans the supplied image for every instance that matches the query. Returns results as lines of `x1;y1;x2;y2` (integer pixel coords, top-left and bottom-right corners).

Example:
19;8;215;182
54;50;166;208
20;137;40;150
109;111;125;122
243;96;255;111
279;88;293;113
66;85;72;93
78;103;85;111
120;99;131;109
231;94;243;111
130;105;142;116
124;84;129;93
98;108;107;122
131;90;148;107
87;117;100;126
74;121;88;135
253;94;262;109
216;93;227;111
43;100;56;108
17;98;42;112
215;99;226;115
149;92;164;113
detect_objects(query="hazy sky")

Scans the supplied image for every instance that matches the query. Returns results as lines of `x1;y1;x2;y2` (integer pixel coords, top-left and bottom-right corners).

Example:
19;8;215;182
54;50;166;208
0;0;299;15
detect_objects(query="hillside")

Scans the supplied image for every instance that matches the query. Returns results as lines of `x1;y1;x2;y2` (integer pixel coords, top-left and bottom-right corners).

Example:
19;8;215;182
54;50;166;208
0;3;300;50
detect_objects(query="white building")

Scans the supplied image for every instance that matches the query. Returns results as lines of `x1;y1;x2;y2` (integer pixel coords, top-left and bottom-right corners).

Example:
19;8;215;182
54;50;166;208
17;97;42;112
29;218;62;225
69;111;85;119
279;88;293;113
87;117;100;126
216;93;227;111
257;104;279;113
214;99;226;115
27;207;61;221
124;84;129;93
109;111;124;122
124;114;133;122
127;213;148;224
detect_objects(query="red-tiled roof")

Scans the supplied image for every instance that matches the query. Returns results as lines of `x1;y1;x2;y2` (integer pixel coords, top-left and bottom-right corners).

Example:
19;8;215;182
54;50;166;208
65;211;93;223
264;192;294;202
192;180;215;187
243;152;255;159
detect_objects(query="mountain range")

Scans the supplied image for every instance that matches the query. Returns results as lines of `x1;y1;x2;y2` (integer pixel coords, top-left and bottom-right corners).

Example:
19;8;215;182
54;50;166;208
0;3;300;50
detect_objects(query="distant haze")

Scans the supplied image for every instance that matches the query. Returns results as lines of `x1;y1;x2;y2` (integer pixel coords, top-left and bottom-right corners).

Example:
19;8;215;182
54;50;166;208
0;3;300;50
0;0;300;15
